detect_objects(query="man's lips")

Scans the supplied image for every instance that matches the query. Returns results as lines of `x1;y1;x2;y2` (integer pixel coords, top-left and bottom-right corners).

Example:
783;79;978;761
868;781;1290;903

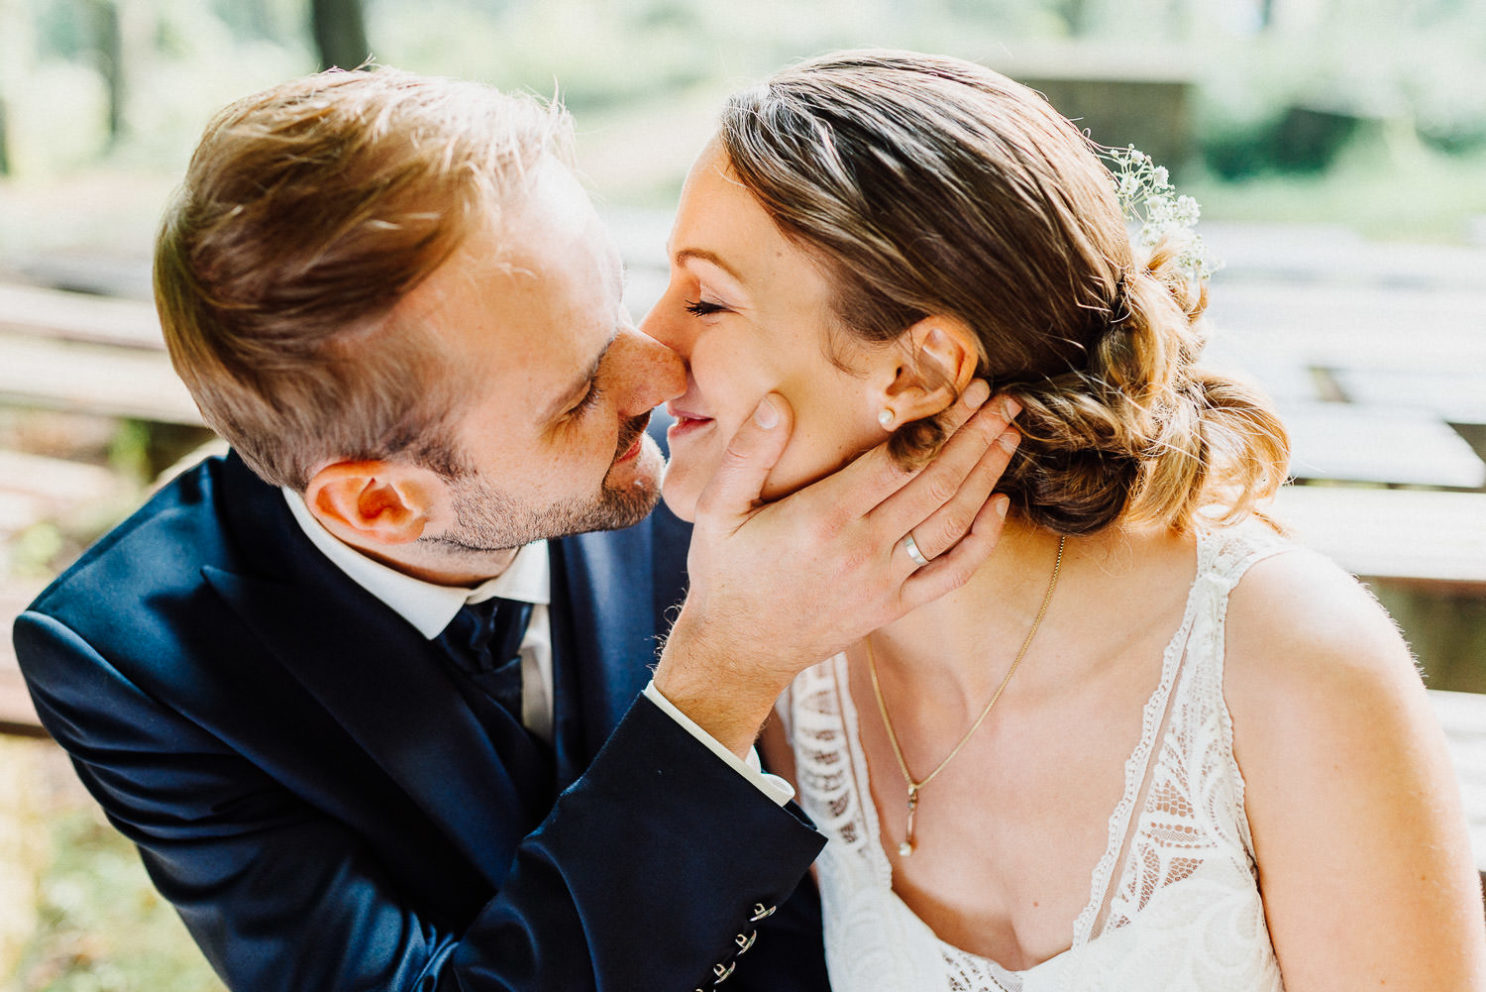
615;434;643;463
613;412;651;464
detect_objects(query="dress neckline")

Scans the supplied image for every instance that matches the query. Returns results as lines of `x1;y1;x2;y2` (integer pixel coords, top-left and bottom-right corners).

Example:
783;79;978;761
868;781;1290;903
830;527;1220;979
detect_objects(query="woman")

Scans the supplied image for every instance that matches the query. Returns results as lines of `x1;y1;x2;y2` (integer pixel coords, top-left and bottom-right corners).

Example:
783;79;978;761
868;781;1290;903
640;51;1485;991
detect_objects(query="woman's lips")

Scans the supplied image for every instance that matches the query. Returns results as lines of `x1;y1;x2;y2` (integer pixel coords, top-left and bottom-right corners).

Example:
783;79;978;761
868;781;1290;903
666;413;715;440
665;402;715;441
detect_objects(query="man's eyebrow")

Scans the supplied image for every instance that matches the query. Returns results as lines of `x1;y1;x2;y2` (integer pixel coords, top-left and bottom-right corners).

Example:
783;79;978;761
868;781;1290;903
674;248;743;283
543;330;617;422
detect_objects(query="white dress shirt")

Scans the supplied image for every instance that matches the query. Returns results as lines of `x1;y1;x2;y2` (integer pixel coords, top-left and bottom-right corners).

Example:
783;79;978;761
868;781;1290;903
282;490;791;804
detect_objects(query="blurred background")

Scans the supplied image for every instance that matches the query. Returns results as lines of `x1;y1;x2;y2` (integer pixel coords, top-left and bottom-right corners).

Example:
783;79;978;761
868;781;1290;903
0;0;1483;987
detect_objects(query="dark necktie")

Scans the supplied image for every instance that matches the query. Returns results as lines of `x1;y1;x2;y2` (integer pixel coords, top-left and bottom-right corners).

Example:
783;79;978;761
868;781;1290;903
435;597;535;722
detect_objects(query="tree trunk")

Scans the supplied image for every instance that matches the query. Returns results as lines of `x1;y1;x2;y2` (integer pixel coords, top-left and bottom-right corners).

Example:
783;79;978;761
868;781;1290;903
311;0;371;71
0;98;9;175
1062;0;1091;36
90;0;124;143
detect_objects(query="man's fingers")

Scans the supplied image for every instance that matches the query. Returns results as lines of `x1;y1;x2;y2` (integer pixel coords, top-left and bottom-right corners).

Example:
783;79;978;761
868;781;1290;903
871;394;1021;544
899;492;1011;610
693;394;794;524
898;427;1020;563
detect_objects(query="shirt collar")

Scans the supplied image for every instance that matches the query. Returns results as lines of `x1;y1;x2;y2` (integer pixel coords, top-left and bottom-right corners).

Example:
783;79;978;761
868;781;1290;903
282;488;550;640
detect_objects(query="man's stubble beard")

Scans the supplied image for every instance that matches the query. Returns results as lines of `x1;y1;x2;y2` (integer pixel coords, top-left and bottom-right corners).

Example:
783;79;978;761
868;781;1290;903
433;464;661;553
419;417;664;555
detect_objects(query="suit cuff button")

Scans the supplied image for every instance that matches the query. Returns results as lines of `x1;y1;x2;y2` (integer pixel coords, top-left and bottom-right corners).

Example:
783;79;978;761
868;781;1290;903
712;961;736;984
749;902;776;922
734;930;757;955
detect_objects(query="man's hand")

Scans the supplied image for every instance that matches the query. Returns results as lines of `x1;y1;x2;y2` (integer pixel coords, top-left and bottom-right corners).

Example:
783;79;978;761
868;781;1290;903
653;380;1021;756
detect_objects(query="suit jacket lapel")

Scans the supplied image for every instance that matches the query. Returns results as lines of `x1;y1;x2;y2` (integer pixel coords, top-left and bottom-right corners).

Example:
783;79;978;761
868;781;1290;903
549;527;657;774
205;455;545;886
547;504;691;777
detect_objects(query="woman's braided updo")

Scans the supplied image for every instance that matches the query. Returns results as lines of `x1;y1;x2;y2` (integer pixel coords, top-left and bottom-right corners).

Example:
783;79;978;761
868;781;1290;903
720;50;1288;534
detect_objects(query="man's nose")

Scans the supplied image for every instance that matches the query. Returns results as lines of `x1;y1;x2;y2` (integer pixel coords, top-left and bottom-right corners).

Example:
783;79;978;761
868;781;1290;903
613;324;685;415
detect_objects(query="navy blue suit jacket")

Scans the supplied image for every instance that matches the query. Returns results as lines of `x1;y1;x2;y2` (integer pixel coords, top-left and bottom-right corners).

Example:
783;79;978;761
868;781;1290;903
14;451;829;991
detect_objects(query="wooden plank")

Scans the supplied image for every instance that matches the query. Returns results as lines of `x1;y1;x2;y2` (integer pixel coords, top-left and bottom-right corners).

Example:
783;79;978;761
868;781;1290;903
0;282;163;350
0;332;200;426
1277;401;1486;488
0;665;43;738
0;450;124;508
0;583;46;737
0;492;41;535
1329;366;1486;427
1206;223;1486;290
1206;282;1486;374
1272;486;1486;587
1430;691;1486;876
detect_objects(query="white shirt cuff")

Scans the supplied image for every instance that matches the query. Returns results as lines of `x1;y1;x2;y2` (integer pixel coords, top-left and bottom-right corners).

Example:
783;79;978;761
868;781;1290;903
642;680;795;806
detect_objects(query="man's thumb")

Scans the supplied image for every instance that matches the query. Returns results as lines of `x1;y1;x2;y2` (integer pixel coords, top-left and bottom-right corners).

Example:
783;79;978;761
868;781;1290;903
697;394;793;520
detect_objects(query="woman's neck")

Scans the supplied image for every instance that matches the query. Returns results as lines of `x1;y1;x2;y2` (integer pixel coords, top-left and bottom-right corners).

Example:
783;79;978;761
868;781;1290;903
869;515;1184;716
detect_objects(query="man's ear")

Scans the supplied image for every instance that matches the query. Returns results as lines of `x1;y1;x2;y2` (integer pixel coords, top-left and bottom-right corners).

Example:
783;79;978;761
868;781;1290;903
303;461;434;546
877;317;981;426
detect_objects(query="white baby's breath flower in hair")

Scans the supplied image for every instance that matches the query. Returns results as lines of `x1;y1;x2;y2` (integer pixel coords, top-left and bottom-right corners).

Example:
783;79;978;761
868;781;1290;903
1104;145;1220;282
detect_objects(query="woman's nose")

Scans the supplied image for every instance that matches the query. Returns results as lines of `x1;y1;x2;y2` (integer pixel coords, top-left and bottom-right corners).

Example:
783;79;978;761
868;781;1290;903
637;289;693;357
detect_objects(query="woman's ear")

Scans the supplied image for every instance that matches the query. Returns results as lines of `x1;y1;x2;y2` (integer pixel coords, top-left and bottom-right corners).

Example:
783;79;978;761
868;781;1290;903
303;461;433;546
876;316;980;428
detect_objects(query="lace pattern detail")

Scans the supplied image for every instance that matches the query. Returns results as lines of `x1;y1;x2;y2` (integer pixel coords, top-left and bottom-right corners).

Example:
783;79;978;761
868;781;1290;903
1100;527;1286;934
1070;533;1210;945
788;522;1290;992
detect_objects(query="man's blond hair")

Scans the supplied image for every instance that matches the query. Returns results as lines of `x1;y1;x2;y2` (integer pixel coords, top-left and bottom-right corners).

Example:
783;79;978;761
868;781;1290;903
155;68;572;489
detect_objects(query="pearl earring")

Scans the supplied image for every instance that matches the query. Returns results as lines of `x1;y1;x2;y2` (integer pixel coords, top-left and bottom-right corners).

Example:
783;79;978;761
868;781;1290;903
878;408;895;430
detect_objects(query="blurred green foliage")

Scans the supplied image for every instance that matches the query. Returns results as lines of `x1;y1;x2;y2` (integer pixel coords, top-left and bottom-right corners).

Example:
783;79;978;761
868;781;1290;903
1;0;1481;215
8;807;223;992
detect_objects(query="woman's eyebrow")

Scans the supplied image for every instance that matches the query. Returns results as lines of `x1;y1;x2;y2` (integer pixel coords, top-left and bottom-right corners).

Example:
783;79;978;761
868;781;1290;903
674;247;744;283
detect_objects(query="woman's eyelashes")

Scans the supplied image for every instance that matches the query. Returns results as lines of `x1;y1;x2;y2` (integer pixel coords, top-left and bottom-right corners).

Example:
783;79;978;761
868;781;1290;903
684;298;729;317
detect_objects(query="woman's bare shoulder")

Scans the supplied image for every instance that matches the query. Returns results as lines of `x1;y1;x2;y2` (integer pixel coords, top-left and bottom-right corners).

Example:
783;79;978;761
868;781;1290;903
1215;540;1486;986
1221;541;1421;714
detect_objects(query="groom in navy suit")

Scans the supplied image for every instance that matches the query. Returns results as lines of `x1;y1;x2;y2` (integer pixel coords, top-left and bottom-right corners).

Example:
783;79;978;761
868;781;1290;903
13;68;1015;991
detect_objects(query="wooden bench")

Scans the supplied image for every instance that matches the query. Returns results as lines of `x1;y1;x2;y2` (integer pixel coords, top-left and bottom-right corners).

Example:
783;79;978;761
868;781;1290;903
0;282;163;350
0;281;200;427
1277;402;1486;489
0;582;45;738
1271;486;1486;592
1431;691;1486;886
0;332;200;426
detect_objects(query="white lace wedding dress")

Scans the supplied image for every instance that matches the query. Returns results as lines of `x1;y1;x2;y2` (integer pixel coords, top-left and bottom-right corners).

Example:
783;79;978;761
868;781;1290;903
780;523;1290;991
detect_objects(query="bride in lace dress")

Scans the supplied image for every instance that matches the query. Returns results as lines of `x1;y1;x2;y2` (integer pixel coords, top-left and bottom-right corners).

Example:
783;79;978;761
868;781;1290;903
639;50;1486;991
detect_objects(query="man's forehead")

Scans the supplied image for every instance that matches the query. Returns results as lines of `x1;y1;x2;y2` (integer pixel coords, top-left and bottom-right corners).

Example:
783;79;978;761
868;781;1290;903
480;170;622;291
385;164;623;412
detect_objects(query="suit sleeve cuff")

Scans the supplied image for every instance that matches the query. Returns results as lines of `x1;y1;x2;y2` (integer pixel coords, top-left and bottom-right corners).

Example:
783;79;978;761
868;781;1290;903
642;680;795;806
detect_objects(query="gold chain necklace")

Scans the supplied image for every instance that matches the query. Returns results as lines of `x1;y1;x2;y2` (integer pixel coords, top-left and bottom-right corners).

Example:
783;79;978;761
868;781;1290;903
867;534;1066;857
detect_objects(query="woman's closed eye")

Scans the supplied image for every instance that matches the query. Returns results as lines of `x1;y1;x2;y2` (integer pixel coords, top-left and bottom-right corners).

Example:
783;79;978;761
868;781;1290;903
684;298;730;317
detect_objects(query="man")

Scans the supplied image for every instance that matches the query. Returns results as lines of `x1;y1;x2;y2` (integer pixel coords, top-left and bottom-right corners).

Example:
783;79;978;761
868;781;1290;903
13;69;1017;991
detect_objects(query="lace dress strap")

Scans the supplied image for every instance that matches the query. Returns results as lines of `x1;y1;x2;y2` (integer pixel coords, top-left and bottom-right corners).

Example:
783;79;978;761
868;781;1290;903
1097;520;1294;938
